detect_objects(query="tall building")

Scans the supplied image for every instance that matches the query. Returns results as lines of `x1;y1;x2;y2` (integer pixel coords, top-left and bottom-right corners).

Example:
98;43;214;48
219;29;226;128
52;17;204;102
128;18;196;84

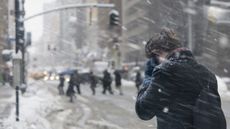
59;0;87;50
122;0;208;61
43;1;60;50
40;1;61;67
57;0;88;66
0;0;15;69
122;0;230;76
122;0;150;62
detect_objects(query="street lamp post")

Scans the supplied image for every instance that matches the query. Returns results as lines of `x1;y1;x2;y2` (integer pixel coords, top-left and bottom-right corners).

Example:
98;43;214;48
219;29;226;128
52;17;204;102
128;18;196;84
188;0;194;51
14;0;26;122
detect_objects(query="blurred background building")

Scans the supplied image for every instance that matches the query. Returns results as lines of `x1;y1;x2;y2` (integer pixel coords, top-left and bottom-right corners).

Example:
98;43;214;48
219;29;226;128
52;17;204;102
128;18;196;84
0;0;15;69
14;0;230;77
121;0;230;76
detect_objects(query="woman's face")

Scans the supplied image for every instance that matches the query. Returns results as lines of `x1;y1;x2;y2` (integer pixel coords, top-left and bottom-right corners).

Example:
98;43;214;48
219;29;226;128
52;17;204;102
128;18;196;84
153;50;168;64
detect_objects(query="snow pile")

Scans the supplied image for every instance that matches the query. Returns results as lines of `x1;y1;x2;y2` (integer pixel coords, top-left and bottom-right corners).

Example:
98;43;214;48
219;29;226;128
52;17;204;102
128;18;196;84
222;77;230;85
216;76;230;97
86;120;122;129
121;79;135;87
4;81;63;129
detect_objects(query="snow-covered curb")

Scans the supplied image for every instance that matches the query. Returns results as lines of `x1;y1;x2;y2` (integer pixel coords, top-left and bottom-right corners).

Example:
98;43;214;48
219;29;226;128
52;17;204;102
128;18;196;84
3;81;63;129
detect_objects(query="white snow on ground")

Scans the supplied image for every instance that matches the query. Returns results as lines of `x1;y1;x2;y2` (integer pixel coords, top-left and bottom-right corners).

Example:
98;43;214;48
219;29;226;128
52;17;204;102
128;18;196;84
121;79;135;87
216;76;230;97
222;77;230;84
3;80;63;129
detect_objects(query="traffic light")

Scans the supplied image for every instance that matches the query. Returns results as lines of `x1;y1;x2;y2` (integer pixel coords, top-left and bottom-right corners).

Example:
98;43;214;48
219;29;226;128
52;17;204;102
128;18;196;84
16;22;25;53
109;9;119;26
15;0;25;53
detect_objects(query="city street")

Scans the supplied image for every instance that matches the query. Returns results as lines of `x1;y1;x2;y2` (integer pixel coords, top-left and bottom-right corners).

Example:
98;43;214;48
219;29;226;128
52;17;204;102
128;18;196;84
35;80;155;129
1;0;230;129
2;79;230;129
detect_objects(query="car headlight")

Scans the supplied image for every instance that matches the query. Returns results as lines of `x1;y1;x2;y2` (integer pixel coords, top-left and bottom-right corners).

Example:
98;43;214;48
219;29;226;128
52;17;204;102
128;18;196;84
50;76;55;81
55;76;60;80
44;76;49;81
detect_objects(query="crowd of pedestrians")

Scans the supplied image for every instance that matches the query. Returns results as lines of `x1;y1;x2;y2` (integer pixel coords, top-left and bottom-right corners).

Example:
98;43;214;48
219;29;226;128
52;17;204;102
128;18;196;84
57;68;144;102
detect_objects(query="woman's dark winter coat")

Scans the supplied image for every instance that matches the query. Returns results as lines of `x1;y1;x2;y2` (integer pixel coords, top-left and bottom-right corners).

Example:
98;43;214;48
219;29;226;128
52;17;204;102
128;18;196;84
142;56;159;88
135;48;226;129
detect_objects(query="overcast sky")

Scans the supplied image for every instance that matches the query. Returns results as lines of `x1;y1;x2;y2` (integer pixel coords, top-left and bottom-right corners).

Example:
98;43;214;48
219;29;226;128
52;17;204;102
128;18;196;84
25;0;55;42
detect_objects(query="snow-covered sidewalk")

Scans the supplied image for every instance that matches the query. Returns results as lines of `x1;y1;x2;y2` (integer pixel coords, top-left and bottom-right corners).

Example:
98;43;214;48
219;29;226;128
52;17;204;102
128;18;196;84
0;85;14;128
3;80;65;129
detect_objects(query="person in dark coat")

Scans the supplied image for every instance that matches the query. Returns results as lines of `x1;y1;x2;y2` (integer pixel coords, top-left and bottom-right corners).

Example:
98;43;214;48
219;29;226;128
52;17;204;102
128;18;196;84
135;28;226;129
135;71;142;91
66;74;76;102
2;67;10;86
73;70;81;95
114;70;123;95
58;74;65;95
102;70;113;95
89;71;97;95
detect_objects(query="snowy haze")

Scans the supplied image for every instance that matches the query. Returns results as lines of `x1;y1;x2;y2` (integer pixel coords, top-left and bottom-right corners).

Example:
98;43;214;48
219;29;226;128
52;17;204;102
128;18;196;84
25;0;55;42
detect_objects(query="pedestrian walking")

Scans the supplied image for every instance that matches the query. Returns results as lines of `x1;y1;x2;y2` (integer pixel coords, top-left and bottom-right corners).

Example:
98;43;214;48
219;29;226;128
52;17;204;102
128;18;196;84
58;74;65;95
114;70;123;95
89;71;97;95
2;67;10;86
135;28;226;129
66;74;76;103
73;70;81;95
0;71;5;86
102;70;113;95
135;71;142;91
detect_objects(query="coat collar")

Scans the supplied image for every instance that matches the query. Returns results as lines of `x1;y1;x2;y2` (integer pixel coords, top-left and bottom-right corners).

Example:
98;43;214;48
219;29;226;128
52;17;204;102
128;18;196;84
166;48;195;61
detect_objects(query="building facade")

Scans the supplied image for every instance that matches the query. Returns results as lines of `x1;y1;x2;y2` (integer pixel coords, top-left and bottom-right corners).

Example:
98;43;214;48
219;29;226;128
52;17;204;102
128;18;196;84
0;0;15;69
122;0;230;76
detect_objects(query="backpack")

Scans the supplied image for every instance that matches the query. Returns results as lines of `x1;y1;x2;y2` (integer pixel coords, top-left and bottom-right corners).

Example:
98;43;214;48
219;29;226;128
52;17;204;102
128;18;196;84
193;79;226;129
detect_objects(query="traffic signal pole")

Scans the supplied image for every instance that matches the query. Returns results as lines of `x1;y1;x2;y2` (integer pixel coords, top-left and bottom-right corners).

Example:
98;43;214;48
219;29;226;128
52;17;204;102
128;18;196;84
109;9;121;70
15;0;25;122
15;0;21;53
23;3;115;22
15;0;20;122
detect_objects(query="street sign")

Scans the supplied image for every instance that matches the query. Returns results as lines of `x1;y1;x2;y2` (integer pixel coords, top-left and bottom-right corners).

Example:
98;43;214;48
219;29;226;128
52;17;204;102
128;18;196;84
13;51;22;87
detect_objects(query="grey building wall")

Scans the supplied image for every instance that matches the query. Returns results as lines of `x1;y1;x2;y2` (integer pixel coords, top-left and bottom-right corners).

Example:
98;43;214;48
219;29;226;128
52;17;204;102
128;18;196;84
123;0;230;76
59;0;87;50
0;0;12;68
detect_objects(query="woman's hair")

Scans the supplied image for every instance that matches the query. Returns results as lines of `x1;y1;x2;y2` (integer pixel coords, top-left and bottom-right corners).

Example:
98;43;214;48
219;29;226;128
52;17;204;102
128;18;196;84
145;27;182;58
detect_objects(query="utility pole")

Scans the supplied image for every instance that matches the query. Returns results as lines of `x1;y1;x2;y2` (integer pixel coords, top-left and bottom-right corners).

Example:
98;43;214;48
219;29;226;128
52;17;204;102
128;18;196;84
188;0;193;51
187;0;195;51
21;0;26;86
14;0;25;121
109;9;121;70
15;0;26;84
